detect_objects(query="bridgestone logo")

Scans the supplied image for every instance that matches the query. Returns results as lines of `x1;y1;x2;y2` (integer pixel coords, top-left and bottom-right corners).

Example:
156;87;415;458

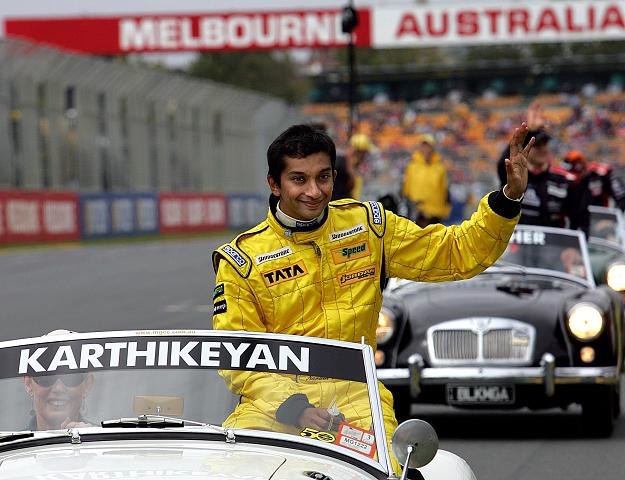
329;224;366;242
223;245;246;267
255;247;293;265
338;266;376;286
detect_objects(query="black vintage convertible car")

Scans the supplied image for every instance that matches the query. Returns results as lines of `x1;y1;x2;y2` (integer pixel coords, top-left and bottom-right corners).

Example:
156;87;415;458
376;224;624;436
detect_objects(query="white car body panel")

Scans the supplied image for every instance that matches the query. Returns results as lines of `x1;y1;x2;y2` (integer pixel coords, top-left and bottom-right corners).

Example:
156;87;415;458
0;330;478;480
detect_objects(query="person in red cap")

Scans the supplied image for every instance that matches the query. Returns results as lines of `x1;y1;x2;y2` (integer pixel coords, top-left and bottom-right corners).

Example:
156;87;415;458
560;150;625;211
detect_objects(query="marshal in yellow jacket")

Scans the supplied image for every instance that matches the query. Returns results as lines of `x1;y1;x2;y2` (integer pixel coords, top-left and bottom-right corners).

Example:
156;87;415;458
211;192;519;469
402;150;451;220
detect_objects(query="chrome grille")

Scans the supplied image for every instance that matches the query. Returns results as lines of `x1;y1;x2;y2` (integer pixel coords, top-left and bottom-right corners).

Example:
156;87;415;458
432;330;478;360
483;329;530;359
428;318;535;365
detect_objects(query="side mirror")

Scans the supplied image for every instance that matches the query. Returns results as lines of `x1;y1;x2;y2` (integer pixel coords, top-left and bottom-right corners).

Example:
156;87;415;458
391;419;439;477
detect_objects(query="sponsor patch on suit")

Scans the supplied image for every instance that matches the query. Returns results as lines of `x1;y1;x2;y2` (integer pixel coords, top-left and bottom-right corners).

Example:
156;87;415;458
213;283;225;299
329;224;366;242
337;266;376;286
368;202;383;224
222;245;247;267
263;261;308;287
255;246;293;265
331;241;370;264
213;300;227;315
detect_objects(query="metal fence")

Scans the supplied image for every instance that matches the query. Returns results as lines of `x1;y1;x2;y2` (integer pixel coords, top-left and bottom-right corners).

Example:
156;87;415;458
0;39;301;195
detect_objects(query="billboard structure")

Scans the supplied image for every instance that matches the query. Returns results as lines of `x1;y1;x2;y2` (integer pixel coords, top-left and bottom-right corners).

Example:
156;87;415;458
4;1;625;54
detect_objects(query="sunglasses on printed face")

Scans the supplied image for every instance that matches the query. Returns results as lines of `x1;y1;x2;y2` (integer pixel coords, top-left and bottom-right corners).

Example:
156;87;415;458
31;373;87;388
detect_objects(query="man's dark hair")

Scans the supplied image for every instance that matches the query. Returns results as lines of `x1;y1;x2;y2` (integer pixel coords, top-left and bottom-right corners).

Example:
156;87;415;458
267;124;336;185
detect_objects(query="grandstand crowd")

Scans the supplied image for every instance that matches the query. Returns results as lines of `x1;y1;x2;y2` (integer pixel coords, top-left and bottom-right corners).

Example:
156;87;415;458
302;90;625;219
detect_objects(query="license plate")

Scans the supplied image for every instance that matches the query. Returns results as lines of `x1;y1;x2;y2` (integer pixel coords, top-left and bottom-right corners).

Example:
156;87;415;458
447;384;515;405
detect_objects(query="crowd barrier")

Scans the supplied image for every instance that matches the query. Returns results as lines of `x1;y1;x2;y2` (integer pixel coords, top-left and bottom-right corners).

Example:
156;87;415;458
0;190;266;245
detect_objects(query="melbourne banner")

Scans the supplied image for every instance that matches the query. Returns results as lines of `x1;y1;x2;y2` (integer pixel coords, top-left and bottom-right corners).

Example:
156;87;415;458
4;8;371;54
4;1;625;53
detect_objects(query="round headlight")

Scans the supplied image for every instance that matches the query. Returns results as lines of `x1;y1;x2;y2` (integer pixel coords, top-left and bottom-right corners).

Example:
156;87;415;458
606;263;625;291
376;308;395;345
567;303;604;341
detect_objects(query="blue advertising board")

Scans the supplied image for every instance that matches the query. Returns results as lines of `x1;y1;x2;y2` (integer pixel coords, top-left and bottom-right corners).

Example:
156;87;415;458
79;192;159;239
228;194;266;230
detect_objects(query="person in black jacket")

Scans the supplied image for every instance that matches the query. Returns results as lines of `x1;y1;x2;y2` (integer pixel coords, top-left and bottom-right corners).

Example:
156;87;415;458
497;128;589;234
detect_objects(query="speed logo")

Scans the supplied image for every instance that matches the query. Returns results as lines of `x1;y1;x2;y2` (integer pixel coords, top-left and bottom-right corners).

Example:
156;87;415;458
331;241;370;264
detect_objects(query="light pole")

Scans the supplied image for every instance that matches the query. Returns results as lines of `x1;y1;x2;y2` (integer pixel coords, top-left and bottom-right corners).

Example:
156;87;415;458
341;1;359;138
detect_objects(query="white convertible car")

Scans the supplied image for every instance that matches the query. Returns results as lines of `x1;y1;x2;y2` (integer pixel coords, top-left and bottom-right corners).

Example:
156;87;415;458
0;330;476;480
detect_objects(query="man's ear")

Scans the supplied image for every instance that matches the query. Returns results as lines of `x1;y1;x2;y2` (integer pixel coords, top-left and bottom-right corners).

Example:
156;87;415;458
24;377;33;395
267;175;281;197
333;169;337;182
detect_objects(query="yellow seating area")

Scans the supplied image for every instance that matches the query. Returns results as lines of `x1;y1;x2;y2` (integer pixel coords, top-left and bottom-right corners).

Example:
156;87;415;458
302;92;625;187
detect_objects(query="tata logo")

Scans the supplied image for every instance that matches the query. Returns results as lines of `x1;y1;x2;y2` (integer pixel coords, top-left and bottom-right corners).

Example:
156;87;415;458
331;241;370;264
263;261;308;286
338;266;376;286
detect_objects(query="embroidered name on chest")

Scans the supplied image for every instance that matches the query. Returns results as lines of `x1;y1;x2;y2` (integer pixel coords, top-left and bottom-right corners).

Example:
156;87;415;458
331;241;370;264
262;261;308;287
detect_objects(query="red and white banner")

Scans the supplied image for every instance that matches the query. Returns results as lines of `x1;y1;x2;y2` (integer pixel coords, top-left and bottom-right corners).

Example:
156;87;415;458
159;193;227;234
4;1;625;53
0;191;79;244
4;9;371;54
373;0;625;48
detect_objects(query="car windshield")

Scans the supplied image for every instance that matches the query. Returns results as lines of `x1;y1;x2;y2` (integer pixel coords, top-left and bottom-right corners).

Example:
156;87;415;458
0;330;388;472
498;225;593;283
589;206;625;245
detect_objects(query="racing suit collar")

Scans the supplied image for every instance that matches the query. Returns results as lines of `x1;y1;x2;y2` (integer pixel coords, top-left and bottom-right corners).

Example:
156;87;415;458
268;194;330;243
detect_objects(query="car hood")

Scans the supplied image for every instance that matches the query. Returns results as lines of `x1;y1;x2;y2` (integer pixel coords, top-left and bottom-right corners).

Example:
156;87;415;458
0;439;374;480
387;274;587;366
0;445;284;479
391;274;585;328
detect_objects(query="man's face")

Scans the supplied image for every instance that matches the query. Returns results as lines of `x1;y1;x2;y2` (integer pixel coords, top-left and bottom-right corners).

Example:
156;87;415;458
527;141;551;169
25;374;92;430
418;142;434;157
268;152;335;221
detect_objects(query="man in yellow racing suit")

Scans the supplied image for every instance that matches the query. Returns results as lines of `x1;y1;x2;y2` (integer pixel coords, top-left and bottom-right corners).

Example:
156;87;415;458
212;123;531;475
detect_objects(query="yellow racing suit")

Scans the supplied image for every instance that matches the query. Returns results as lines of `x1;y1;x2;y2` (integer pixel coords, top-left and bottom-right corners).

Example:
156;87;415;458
212;192;520;473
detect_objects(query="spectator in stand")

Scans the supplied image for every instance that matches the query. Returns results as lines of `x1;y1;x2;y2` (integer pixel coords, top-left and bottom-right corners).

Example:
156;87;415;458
347;133;373;200
330;152;355;201
402;133;451;227
560;150;625;211
496;101;590;234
